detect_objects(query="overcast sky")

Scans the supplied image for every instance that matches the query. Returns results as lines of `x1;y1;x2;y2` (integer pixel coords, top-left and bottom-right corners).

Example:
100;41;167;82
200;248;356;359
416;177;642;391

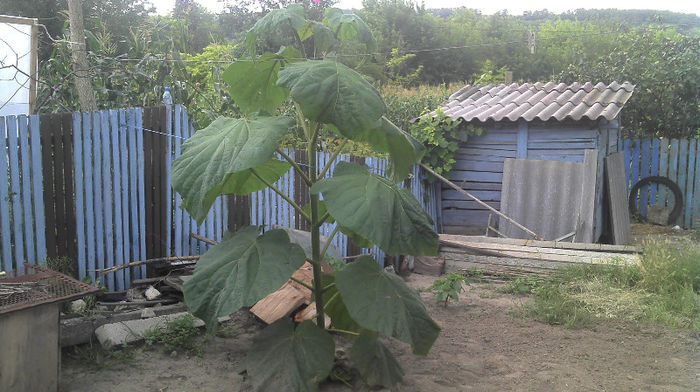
152;0;700;17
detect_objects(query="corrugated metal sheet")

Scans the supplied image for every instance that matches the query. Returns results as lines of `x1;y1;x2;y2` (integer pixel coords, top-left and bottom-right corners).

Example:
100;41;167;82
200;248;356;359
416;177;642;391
499;157;595;241
442;81;634;123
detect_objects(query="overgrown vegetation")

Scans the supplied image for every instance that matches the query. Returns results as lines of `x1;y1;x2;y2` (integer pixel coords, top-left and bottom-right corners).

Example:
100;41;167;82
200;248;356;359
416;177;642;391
427;272;470;307
144;314;203;356
7;0;698;138
511;242;700;329
67;342;136;370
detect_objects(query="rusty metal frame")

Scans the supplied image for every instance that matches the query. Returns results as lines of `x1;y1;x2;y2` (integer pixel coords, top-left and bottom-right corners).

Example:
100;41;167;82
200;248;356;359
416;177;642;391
0;264;99;315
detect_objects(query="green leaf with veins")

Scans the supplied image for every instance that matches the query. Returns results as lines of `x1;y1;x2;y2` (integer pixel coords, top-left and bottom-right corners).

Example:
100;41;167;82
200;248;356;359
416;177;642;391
277;60;386;137
222;47;299;114
311;162;438;256
321;273;362;333
245;4;306;56
335;256;441;355
247;319;335;392
350;330;404;388
323;8;376;50
298;21;336;53
183;227;306;329
171;116;293;223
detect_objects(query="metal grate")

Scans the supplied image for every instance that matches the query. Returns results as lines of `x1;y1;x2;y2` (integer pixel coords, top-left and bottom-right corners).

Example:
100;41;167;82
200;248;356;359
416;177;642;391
0;264;99;315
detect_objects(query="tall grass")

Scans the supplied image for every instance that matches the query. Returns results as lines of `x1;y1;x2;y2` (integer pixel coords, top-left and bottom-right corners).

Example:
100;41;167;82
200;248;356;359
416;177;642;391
522;241;700;329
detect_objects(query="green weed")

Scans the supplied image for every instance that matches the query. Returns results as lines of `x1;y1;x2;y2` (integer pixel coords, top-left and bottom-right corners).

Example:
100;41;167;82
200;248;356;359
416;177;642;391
499;276;543;296
519;242;700;329
143;314;203;356
68;343;136;370
427;273;470;307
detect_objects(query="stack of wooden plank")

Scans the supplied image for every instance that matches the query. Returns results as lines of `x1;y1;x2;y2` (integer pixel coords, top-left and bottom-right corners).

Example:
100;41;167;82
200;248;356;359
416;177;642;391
439;234;640;276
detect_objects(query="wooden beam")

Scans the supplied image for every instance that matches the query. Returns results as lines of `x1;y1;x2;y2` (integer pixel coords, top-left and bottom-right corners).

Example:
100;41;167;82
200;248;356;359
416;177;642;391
420;163;543;240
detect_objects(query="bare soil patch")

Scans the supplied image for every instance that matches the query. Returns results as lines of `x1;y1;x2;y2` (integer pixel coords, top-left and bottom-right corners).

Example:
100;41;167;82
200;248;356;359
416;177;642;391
60;273;699;391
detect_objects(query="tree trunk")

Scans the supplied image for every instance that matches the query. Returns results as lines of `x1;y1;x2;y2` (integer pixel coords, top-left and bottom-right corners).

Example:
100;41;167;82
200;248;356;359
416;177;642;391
66;0;97;112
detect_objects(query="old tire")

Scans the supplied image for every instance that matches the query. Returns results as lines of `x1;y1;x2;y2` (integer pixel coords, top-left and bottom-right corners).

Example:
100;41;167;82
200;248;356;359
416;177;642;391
628;176;683;225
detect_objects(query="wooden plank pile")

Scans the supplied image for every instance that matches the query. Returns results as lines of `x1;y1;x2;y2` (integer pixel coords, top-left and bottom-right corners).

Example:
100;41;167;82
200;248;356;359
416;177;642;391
438;234;640;276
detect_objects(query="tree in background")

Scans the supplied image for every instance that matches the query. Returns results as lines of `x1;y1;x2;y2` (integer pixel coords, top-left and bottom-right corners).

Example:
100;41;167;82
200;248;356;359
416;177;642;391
559;27;700;138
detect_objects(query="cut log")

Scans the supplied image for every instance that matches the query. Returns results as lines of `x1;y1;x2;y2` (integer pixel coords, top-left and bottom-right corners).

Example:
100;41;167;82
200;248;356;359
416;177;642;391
293;303;331;328
250;262;314;324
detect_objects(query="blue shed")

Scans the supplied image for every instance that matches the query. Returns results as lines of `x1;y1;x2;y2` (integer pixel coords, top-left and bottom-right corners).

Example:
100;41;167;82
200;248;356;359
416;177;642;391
438;81;635;241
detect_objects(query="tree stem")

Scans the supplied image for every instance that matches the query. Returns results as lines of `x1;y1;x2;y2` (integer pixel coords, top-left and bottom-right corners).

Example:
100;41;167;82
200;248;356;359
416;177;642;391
290;277;313;292
308;123;326;329
328;328;359;337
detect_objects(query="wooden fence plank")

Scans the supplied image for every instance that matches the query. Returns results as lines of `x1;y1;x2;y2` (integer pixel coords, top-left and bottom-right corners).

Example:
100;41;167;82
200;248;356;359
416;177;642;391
173;106;182;257
639;139;650;216
694;141;700;229
623;139;631;191
629;138;640;208
658;138;669;206
136;109;147;279
685;139;696;228
53;115;69;258
60;113;76;261
100;111;115;290
127;109;140;281
39;114;57;259
164;105;172;256
0;119;12;270
605;152;631;244
19;116;35;263
8;116;25;270
92;112;105;284
72;113;85;280
110;110;125;290
677;139;688;227
29;115;47;263
650;138;660;204
119;109;131;288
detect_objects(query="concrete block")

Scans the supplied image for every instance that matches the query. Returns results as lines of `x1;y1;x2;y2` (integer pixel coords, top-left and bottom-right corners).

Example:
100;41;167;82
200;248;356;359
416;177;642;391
94;312;230;349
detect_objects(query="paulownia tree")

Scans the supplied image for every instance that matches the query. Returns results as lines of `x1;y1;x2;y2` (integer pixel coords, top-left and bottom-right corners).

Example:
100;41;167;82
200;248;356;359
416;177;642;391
171;5;441;390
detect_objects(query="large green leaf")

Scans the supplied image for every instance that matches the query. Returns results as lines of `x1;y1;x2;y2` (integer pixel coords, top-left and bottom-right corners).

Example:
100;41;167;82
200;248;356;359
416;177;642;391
321;274;362;333
247;319;335;392
245;4;307;56
171;116;293;223
323;8;376;51
335;256;441;355
311;162;438;256
350;330;404;388
298;21;336;53
183;227;306;329
222;48;299;114
277;60;386;137
355;116;426;182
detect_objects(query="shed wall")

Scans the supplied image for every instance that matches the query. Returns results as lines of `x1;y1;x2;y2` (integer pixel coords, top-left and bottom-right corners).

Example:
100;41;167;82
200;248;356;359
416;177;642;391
442;119;619;239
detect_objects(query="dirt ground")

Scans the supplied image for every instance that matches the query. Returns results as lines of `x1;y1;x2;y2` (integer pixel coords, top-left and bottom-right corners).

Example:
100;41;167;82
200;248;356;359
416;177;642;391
60;272;700;392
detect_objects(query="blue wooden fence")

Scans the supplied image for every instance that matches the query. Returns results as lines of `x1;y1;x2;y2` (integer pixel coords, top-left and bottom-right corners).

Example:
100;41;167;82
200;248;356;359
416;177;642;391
0;115;46;275
622;137;700;229
0;105;440;290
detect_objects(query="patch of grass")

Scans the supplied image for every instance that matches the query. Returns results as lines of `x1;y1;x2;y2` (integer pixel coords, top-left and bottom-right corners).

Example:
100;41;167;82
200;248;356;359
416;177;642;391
427;273;470;307
499;276;543;296
143;314;203;355
68;343;136;370
519;241;700;329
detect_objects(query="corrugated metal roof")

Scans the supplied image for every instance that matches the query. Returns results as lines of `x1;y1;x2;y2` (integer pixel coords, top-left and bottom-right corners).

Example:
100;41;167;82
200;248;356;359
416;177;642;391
442;81;634;123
